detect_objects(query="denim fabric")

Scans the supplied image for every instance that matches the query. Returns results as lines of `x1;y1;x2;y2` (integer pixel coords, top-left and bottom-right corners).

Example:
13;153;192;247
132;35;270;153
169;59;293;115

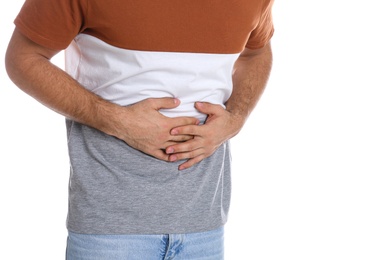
66;227;224;260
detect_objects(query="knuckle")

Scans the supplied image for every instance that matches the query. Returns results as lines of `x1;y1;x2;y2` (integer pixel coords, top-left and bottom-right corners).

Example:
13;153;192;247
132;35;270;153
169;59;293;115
188;151;196;158
157;133;167;142
147;98;157;107
160;122;169;130
182;135;193;141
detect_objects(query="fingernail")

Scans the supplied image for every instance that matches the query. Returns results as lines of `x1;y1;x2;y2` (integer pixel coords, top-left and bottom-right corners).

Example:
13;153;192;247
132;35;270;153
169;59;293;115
171;129;178;135
169;155;177;162
179;165;186;170
166;147;174;154
196;102;204;108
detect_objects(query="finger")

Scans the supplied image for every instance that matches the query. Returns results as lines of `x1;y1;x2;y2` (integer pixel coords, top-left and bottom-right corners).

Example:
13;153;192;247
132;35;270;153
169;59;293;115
151;149;170;162
195;102;224;115
168;148;204;162
148;97;181;110
161;139;195;154
171;124;202;136
178;155;206;170
165;139;200;154
169;116;200;127
162;141;184;148
168;134;194;142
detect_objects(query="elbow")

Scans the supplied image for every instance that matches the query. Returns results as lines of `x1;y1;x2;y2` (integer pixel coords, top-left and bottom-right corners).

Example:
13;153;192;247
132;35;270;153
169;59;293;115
5;45;21;86
5;43;36;91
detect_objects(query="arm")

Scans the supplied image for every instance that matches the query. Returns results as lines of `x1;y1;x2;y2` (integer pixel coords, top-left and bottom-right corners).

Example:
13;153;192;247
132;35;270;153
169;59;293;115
166;43;273;169
226;43;273;126
5;28;198;160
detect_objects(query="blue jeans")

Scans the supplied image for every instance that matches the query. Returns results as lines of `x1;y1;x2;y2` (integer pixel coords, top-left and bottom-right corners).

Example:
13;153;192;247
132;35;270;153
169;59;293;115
66;227;224;260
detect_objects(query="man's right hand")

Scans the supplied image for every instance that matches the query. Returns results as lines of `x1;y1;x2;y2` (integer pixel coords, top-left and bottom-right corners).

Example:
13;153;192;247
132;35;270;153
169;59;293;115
5;29;198;162
107;97;199;161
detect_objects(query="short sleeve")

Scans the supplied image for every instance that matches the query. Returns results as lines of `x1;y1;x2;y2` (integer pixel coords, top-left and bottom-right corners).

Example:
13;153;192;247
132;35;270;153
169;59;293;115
245;0;275;49
14;0;88;50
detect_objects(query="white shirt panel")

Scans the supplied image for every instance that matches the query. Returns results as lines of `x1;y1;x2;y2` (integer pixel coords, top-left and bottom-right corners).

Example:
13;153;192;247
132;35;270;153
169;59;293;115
65;34;239;122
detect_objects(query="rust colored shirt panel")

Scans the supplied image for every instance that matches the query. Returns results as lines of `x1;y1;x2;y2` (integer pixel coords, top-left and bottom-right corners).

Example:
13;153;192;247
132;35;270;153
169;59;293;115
15;0;274;53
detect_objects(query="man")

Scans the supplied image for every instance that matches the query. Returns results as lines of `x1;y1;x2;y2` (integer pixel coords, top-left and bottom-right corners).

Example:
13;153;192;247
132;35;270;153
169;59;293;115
5;0;274;259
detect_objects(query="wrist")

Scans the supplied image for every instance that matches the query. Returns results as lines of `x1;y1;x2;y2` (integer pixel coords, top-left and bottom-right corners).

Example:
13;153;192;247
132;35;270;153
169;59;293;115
226;110;246;138
90;99;126;138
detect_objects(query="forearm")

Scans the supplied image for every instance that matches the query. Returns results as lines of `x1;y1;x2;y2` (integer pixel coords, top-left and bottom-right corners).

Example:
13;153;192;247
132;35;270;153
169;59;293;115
166;43;273;169
5;30;121;136
5;29;199;161
226;43;273;131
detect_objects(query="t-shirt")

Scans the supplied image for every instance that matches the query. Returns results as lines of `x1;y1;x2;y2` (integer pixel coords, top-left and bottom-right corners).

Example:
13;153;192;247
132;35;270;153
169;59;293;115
15;0;274;234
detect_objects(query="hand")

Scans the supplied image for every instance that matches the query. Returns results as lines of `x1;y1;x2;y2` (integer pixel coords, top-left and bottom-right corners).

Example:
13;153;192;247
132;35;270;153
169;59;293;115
165;102;244;170
111;98;199;161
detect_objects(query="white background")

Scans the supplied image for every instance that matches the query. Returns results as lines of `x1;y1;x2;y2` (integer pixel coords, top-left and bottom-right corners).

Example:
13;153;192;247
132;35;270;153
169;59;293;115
1;0;389;259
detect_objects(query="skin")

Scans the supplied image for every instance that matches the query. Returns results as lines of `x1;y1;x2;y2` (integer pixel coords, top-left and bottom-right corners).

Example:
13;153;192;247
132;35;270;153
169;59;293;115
5;28;272;170
167;44;273;169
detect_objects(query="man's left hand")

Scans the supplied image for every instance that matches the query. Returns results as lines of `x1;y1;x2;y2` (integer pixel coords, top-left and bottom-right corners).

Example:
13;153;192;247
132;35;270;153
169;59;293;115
165;102;244;170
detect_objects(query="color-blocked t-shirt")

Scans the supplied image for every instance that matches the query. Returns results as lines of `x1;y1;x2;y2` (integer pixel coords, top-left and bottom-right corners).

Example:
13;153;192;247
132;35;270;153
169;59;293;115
15;0;274;234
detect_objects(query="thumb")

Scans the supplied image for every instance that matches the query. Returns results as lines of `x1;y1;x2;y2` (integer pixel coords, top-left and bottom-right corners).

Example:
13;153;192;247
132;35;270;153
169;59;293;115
151;97;181;110
195;102;224;115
